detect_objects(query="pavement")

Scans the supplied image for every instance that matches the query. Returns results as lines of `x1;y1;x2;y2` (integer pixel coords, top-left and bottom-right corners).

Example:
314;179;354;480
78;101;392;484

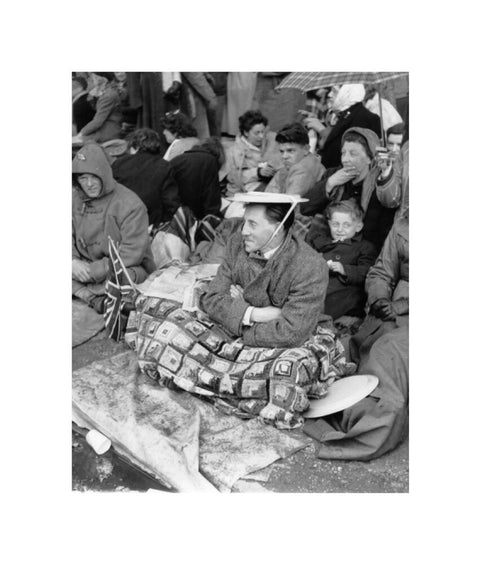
72;331;408;493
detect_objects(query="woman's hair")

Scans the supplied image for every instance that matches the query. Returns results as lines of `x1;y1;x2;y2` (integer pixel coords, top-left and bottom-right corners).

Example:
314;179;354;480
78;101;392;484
128;128;162;154
342;131;373;159
238;110;268;136
193;137;225;168
387;122;405;137
275;122;309;146
160;112;197;138
325;199;364;222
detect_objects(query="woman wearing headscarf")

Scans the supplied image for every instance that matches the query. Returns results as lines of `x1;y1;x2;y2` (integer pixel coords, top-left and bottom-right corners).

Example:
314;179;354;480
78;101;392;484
304;84;381;169
301;127;398;254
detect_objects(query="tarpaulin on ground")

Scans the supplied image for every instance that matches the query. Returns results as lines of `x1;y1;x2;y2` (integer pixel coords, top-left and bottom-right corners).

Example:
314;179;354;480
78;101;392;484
72;300;105;348
72;350;309;492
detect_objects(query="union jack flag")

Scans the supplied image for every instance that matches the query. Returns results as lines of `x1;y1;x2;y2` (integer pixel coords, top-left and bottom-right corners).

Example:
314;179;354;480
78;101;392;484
104;237;138;341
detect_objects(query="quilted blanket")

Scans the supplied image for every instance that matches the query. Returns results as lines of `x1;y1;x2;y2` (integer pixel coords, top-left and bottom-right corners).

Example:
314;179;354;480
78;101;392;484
125;294;354;429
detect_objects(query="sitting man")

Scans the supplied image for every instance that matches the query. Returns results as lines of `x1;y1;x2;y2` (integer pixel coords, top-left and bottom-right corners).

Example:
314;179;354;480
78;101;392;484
267;122;325;196
200;192;329;348
72;142;156;312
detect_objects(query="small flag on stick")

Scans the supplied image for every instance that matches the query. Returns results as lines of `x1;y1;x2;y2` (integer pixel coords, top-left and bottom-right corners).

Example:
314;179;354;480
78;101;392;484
104;237;138;341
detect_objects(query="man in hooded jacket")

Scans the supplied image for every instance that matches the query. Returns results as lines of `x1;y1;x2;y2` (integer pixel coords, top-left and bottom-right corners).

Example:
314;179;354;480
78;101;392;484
72;142;156;312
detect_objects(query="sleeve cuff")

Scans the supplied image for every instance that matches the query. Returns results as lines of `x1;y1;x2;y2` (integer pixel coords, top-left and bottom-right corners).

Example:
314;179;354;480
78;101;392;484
242;306;254;326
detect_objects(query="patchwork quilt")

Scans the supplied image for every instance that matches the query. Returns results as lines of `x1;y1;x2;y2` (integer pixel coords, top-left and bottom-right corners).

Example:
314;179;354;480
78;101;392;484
125;294;355;429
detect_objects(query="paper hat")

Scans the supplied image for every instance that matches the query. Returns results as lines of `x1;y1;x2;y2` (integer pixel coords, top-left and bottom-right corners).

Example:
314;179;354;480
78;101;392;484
228;191;308;205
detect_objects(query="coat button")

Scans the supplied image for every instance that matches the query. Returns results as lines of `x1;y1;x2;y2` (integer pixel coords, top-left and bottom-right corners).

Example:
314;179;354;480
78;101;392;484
335;254;341;260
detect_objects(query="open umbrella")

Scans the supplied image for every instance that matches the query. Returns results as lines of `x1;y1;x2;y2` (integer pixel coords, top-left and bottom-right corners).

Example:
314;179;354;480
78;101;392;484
276;71;408;145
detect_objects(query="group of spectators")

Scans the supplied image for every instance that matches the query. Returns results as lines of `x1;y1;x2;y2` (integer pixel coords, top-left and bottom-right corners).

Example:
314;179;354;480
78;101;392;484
72;72;409;457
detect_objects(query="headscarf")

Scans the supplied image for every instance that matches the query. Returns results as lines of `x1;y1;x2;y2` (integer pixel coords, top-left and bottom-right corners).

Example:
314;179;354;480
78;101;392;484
332;84;366;112
364;92;403;132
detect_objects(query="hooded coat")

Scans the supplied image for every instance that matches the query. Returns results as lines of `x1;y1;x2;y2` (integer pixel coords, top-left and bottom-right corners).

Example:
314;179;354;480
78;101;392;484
200;229;329;348
72;143;155;295
301;127;398;253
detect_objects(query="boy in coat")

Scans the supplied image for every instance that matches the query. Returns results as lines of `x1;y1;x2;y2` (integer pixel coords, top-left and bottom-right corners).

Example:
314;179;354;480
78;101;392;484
306;199;377;320
267;122;325;196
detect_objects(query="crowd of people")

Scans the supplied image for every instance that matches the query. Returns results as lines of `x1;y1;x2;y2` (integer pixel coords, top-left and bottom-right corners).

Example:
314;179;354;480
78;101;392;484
72;71;409;459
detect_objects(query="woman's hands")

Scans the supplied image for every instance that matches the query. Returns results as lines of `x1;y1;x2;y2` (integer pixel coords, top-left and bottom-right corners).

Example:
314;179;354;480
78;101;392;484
303;116;326;134
325;166;357;194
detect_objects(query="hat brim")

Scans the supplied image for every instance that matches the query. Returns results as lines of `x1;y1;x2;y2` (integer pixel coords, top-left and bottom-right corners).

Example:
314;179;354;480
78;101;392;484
227;191;308;204
303;375;379;418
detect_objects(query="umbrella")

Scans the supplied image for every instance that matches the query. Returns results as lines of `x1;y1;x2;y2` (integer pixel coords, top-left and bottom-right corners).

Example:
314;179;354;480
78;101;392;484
275;71;408;92
276;71;408;145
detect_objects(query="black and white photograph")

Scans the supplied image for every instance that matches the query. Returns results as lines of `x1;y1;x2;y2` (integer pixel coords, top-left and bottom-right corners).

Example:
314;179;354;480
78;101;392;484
71;70;410;493
4;2;478;562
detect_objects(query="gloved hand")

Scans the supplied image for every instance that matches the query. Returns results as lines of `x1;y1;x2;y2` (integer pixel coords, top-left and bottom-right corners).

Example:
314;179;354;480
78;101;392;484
370;297;409;320
370;298;394;320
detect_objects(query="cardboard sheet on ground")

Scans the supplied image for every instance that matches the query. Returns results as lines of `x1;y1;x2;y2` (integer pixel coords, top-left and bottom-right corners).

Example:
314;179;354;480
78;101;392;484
72;350;309;492
72;300;105;348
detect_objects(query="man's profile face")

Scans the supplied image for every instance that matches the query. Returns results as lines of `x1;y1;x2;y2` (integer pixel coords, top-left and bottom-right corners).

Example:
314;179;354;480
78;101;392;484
78;173;103;199
278;142;309;170
242;205;279;254
387;133;403;154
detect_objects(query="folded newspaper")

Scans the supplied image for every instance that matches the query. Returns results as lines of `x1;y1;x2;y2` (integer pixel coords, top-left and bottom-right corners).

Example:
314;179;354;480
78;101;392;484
136;263;220;312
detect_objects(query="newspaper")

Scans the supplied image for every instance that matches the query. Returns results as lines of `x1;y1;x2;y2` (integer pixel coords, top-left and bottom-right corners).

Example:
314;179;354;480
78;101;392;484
136;264;220;311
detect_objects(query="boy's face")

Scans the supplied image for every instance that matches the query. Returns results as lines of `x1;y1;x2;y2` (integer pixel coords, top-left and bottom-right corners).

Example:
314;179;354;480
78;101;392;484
387;133;403;154
328;211;363;242
278;142;309;171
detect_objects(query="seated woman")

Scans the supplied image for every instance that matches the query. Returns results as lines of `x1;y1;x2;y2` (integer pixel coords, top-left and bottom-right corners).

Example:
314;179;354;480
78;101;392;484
303;84;381;169
301;126;399;254
161;112;200;161
169;137;225;220
225;110;281;197
72;142;156;312
112;128;181;229
73;72;123;144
